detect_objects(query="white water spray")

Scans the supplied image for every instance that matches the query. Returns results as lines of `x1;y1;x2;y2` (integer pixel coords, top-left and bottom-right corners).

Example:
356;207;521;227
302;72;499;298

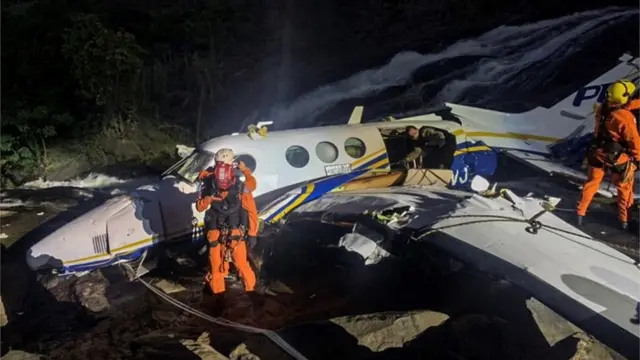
247;6;635;130
432;7;636;104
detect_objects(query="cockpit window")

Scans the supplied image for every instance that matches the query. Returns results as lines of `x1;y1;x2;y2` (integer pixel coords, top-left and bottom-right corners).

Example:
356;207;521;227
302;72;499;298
171;150;215;183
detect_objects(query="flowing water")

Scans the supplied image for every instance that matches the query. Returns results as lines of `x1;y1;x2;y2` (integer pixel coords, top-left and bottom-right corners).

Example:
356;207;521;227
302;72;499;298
241;6;638;131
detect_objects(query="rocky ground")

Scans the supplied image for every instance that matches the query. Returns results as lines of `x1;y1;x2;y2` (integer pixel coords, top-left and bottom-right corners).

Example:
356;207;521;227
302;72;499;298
0;195;632;360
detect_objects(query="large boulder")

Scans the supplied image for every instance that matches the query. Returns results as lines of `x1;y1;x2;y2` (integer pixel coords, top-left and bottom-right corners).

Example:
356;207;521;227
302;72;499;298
229;310;450;360
329;310;449;352
179;332;229;360
1;350;50;360
132;328;230;360
526;298;583;347
525;298;621;360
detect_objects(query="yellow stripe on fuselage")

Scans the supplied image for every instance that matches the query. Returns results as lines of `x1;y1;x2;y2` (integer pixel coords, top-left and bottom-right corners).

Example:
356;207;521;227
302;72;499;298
452;129;560;143
351;148;386;168
270;183;316;223
454;145;492;156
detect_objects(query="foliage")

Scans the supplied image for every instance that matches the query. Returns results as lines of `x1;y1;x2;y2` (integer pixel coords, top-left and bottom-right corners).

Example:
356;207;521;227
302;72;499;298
62;13;145;131
1;0;259;187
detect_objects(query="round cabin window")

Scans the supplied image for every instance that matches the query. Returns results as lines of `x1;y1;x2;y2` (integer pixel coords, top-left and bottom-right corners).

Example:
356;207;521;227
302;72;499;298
285;145;310;168
235;154;257;173
344;137;366;159
315;141;339;163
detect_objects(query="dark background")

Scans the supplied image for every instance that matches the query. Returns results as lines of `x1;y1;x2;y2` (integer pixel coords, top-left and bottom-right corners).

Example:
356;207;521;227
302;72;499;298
2;0;639;185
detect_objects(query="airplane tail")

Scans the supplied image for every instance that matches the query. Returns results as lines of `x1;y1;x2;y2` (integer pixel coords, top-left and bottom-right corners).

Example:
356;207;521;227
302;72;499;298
549;53;639;120
445;53;640;151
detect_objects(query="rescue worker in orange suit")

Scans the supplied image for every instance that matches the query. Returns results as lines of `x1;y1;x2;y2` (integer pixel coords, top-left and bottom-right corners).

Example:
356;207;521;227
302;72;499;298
196;148;258;300
576;80;640;230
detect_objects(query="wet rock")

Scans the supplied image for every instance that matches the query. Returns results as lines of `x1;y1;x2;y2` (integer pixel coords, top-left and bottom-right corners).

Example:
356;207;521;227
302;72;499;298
229;342;263;360
73;275;109;313
229;310;451;360
0;296;8;327
154;279;186;294
526;298;582;346
1;350;50;360
523;333;617;360
132;327;230;359
152;309;178;324
39;275;60;290
444;314;522;359
229;336;284;360
330;310;449;352
570;333;616;360
265;280;293;295
105;282;150;316
179;332;229;360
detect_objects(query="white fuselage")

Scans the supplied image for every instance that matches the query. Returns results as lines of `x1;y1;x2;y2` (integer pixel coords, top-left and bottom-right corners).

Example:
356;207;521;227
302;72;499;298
24;53;640;274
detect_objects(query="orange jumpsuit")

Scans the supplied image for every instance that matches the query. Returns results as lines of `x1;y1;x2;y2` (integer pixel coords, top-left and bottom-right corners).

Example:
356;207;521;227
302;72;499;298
196;164;258;294
576;100;640;222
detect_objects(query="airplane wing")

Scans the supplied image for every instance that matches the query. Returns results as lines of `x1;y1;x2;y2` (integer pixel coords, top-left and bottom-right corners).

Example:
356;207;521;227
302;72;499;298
502;149;640;200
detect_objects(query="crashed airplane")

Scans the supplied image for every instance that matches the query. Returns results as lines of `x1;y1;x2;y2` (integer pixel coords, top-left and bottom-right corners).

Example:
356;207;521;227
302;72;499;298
22;53;640;357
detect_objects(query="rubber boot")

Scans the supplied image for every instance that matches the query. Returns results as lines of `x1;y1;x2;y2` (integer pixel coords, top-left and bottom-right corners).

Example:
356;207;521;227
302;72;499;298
577;215;584;226
209;293;227;317
201;285;226;317
621;222;629;230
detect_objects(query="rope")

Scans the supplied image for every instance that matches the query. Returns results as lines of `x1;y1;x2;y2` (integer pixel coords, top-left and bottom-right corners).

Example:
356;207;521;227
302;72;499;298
120;263;309;360
410;212;639;265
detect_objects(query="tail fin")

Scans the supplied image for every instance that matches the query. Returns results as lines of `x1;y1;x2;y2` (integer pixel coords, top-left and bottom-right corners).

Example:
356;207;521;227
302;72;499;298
445;53;640;151
549;53;640;118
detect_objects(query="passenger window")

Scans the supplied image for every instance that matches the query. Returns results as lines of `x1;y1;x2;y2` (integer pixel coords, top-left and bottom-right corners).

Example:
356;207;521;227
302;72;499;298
235;154;257;173
344;137;366;159
285;145;310;168
315;141;339;163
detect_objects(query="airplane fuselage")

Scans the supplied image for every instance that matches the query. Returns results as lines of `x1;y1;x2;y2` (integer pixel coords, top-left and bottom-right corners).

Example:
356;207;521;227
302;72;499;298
24;52;640;275
25;116;499;274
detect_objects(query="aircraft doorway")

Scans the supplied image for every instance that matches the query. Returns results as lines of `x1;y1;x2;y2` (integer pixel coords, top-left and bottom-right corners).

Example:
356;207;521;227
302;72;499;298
378;126;456;170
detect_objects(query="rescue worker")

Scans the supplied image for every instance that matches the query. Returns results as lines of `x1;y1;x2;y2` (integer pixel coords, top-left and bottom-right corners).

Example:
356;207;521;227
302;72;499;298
401;125;447;169
576;79;640;230
402;126;425;168
419;126;449;169
196;148;258;297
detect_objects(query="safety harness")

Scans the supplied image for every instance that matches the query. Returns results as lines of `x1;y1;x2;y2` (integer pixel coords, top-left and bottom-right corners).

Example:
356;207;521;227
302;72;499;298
589;103;633;172
204;179;249;248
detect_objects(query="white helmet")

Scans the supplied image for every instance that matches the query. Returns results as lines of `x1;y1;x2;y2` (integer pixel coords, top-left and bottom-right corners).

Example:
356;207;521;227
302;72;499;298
215;148;235;165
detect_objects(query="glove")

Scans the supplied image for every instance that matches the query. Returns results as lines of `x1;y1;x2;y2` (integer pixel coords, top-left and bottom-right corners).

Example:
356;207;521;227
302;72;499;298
198;166;215;180
247;236;257;249
204;272;212;283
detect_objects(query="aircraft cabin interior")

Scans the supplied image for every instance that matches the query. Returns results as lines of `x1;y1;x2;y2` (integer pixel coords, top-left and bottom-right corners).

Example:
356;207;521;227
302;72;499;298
378;126;457;170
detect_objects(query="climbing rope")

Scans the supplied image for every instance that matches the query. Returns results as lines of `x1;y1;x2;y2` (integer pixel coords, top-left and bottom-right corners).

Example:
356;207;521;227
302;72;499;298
120;263;309;360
